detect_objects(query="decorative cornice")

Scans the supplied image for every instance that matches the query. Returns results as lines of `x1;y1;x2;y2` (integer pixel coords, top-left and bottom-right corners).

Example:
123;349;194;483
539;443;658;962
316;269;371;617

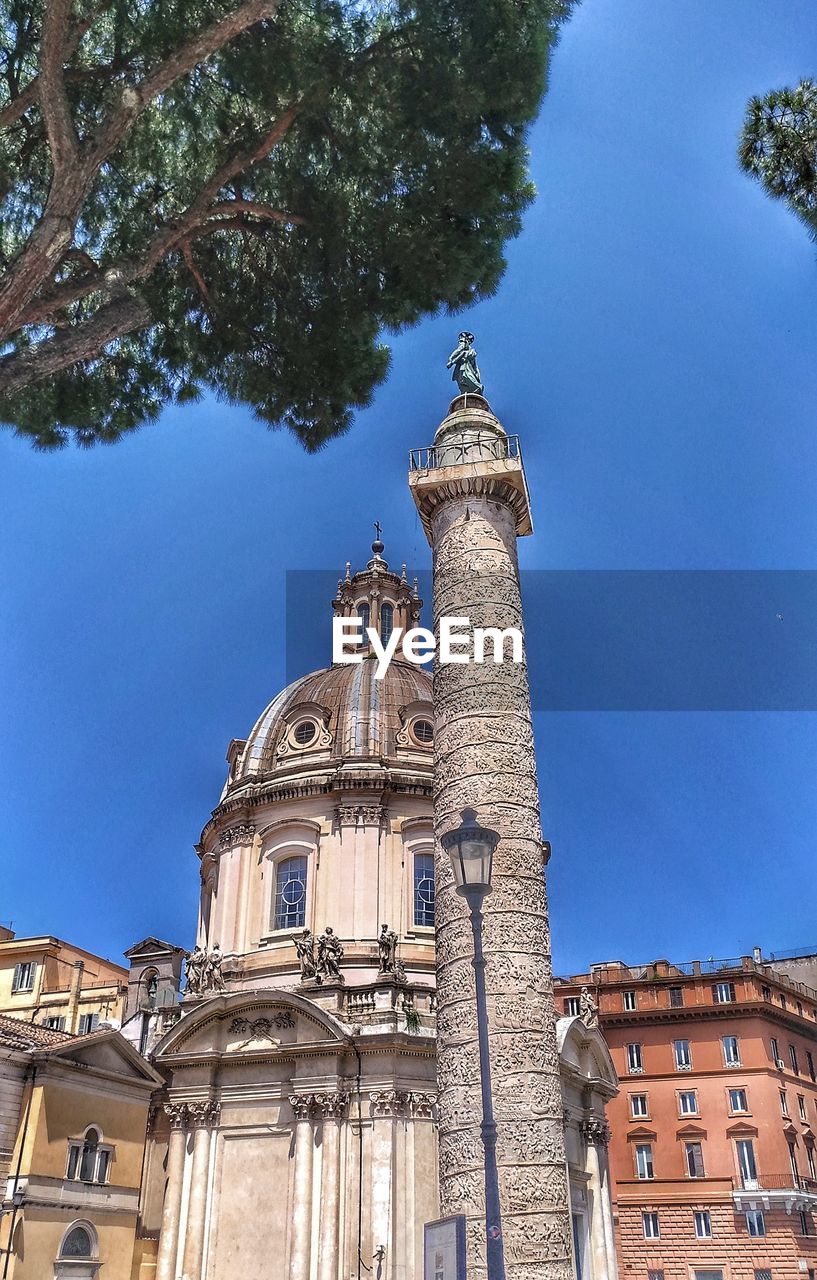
219;822;257;850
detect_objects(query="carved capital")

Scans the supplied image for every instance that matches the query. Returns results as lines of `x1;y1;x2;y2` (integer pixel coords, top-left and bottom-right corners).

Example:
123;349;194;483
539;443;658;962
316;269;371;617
580;1116;611;1147
370;1090;411;1118
163;1102;187;1130
219;821;256;850
334;804;359;827
313;1091;350;1120
289;1094;313;1122
410;1092;438;1119
187;1100;220;1128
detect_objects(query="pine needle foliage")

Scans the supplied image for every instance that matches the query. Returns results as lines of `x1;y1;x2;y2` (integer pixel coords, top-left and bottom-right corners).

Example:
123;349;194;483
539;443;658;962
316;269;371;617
0;0;574;450
739;80;817;242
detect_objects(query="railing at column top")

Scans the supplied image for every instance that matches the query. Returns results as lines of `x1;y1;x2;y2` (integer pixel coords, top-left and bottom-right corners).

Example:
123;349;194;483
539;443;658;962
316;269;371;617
409;433;522;472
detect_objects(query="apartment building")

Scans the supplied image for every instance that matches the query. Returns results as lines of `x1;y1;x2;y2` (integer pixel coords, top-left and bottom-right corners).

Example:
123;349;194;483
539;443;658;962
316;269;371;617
557;954;817;1280
0;926;127;1034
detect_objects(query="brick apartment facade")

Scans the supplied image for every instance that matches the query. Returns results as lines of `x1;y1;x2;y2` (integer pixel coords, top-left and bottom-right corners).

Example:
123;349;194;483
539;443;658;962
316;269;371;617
556;954;817;1280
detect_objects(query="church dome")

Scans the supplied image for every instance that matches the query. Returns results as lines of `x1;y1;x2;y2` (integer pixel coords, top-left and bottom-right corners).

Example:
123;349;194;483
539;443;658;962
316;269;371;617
225;539;433;790
232;657;433;784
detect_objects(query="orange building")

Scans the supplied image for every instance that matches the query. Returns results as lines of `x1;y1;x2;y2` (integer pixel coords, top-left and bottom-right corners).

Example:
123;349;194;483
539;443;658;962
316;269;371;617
556;954;817;1280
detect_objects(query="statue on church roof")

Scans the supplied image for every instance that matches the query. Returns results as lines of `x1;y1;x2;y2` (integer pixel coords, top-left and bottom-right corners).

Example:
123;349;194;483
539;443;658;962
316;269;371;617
295;928;318;981
378;923;398;974
317;926;344;982
446;331;483;396
580;985;599;1028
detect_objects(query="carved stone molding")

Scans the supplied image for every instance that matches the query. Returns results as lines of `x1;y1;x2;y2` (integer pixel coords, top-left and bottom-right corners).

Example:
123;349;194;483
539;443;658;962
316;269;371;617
187;1100;221;1129
219;821;256;850
334;803;385;828
335;804;359;827
580;1116;611;1147
229;1012;296;1038
410;1092;438;1119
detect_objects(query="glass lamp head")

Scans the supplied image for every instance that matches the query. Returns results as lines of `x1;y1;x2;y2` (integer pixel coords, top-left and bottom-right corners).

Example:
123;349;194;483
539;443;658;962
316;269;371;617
441;807;500;896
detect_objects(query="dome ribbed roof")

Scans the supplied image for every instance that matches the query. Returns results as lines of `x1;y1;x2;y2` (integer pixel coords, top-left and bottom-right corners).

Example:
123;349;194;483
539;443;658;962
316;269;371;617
235;659;432;781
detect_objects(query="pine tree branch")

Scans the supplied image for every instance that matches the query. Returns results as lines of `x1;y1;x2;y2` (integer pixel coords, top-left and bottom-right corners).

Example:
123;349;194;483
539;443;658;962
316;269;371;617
39;0;83;172
0;289;152;396
0;9;107;131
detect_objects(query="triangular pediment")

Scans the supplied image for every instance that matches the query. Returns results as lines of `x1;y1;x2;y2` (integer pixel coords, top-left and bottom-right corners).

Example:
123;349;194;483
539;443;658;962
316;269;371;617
124;936;184;959
676;1123;708;1139
627;1125;658;1141
726;1120;759;1137
37;1030;162;1085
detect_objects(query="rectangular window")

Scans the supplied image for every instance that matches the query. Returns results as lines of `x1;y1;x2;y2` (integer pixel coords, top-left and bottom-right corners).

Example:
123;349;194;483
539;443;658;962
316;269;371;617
789;1141;799;1183
790;1044;800;1075
729;1088;748;1113
799;1095;807;1121
771;1036;780;1064
642;1211;660;1239
780;994;788;1009
799;1210;812;1236
77;1013;99;1035
798;1001;804;1016
762;985;771;1000
679;1090;698;1116
694;1210;712;1239
780;1090;789;1116
635;1143;654;1180
746;1210;765;1237
685;1141;705;1178
11;962;35;993
674;1038;692;1070
737;1138;758;1187
627;1043;643;1073
669;986;684;1008
630;1094;649;1118
694;1271;724;1280
623;990;637;1011
807;1051;816;1082
713;981;736;1003
722;1035;741;1066
413;851;435;927
43;1015;65;1030
807;1145;816;1180
648;1272;665;1280
754;1271;772;1280
564;997;581;1016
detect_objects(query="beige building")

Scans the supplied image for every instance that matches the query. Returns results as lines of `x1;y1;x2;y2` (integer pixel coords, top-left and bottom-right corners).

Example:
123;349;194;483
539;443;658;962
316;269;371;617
127;543;619;1280
0;926;127;1034
0;1013;160;1280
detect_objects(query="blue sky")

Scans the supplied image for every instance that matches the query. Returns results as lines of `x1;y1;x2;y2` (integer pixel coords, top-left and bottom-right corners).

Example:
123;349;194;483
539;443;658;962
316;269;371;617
3;0;817;975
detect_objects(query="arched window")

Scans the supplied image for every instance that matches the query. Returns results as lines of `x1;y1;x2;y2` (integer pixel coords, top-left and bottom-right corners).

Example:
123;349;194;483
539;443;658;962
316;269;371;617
273;855;308;930
61;1226;93;1257
67;1127;111;1184
56;1222;99;1279
380;603;394;644
414;852;435;927
357;603;370;636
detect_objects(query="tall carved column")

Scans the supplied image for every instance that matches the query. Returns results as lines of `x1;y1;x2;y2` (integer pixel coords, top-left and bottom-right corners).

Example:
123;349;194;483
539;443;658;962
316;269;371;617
410;393;572;1280
582;1118;616;1280
316;1092;349;1280
180;1100;219;1280
156;1103;188;1280
289;1095;315;1280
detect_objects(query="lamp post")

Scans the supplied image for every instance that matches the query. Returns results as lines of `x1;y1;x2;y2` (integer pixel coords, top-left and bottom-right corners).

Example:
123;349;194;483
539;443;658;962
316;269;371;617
441;807;505;1280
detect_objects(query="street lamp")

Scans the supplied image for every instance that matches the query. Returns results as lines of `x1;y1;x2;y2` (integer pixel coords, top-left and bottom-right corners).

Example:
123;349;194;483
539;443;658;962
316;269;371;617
441;807;505;1280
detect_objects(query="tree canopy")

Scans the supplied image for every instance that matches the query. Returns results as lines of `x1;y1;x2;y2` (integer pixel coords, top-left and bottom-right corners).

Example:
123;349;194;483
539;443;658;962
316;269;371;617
0;0;573;450
739;80;817;245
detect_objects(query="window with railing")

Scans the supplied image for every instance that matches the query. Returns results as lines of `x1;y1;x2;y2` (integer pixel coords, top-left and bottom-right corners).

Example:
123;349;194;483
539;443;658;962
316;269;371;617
627;1043;643;1073
722;1035;741;1066
674;1039;692;1070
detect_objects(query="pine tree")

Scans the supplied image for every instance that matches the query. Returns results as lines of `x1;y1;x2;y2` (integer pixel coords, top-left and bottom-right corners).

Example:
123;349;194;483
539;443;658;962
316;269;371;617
0;0;574;450
739;80;817;243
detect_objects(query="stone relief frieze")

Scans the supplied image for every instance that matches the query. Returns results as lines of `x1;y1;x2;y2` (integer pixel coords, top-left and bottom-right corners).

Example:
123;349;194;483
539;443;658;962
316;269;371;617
219;821;256;850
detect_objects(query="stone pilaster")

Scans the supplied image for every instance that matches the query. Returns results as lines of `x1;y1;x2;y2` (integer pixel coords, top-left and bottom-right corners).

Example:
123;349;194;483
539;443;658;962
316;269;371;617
289;1095;315;1280
180;1100;220;1280
156;1103;188;1280
315;1092;349;1280
410;395;572;1280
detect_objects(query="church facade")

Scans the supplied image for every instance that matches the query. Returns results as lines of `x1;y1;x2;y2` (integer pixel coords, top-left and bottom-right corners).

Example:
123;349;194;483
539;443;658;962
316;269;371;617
121;539;619;1280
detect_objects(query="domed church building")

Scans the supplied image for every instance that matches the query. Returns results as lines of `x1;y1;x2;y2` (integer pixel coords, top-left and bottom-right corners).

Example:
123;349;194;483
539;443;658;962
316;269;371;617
127;543;619;1280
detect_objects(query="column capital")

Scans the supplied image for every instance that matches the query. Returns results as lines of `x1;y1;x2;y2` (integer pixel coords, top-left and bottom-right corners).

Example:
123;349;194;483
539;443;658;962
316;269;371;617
219;821;256;849
581;1116;611;1147
370;1089;411;1118
289;1094;314;1122
313;1091;350;1120
187;1099;221;1128
163;1102;188;1130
